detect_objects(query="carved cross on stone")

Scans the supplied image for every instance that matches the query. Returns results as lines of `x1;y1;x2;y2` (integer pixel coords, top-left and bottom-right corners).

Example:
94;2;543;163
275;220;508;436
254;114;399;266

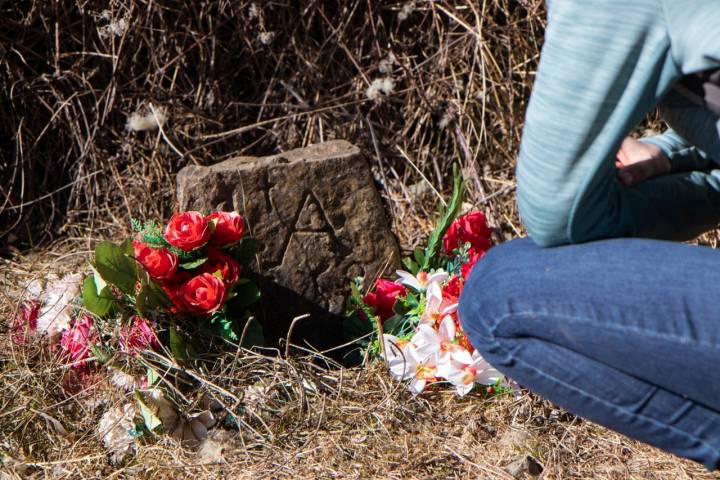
176;140;399;350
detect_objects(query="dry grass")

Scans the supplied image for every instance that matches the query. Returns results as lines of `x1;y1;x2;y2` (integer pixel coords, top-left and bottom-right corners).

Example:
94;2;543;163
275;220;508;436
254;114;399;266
1;0;543;250
1;247;717;479
1;1;718;478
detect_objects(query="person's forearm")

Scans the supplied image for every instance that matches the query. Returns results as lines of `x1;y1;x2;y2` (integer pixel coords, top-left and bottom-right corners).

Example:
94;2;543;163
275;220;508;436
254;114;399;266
641;129;715;173
517;0;719;246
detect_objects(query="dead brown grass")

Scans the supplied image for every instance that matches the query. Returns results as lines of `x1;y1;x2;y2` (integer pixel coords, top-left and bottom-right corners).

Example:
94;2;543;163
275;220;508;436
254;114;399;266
2;1;718;479
2;245;716;479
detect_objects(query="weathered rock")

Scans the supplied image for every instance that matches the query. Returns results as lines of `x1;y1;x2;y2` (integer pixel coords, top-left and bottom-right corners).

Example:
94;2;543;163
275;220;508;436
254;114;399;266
177;140;399;350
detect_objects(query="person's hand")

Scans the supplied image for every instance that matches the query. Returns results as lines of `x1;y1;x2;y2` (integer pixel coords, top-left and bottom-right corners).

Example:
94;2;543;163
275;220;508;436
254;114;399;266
615;137;671;187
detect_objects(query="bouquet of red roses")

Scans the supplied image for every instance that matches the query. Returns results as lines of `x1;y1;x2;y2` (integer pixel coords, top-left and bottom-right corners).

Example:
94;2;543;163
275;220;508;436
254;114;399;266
82;210;263;351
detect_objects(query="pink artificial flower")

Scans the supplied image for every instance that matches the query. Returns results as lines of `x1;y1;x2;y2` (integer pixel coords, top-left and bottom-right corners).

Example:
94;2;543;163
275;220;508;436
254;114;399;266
10;301;40;344
60;315;98;368
119;316;161;355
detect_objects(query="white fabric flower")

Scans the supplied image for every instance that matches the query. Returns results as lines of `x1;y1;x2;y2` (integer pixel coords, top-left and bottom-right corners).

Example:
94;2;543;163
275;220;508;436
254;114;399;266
97;403;137;463
37;273;82;341
396;269;449;293
446;350;503;397
409;356;437;395
382;334;418;381
411;318;472;378
420;281;457;326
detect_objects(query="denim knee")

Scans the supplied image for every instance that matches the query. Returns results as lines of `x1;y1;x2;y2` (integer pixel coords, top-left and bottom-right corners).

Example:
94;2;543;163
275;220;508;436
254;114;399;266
458;239;532;363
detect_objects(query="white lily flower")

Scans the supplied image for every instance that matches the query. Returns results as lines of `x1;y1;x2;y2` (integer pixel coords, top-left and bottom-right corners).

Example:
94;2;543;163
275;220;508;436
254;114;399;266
409;355;438;395
412;318;473;380
420;282;458;326
382;334;418;381
396;269;449;292
446;350;503;397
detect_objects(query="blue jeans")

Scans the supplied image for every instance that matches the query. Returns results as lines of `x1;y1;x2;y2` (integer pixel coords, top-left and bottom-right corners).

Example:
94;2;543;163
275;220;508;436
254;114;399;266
458;238;720;470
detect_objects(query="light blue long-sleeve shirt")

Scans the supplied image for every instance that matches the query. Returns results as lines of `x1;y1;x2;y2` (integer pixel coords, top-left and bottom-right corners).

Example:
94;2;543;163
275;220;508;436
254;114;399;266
517;0;720;246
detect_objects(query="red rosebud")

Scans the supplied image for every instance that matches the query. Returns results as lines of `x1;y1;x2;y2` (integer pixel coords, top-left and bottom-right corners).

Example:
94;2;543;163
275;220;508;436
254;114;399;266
443;211;493;255
10;300;40;345
461;249;486;279
179;272;226;315
206;211;246;247
60;315;98;368
363;279;407;322
164;211;210;252
133;241;179;280
201;248;241;288
120;316;161;354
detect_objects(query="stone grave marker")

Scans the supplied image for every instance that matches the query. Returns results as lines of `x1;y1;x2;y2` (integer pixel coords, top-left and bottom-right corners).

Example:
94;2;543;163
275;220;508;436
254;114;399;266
177;140;399;350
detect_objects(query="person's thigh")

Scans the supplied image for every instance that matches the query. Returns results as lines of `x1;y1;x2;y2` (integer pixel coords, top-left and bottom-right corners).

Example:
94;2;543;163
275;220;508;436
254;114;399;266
458;238;720;468
458;237;720;412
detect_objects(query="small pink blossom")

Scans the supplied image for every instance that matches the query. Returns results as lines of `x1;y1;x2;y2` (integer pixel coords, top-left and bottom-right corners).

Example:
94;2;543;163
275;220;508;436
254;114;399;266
60;315;97;368
119;316;161;355
10;301;40;344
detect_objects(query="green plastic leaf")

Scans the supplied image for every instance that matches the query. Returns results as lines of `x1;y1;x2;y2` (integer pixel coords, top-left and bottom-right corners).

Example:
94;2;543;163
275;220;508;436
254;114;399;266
231;280;261;308
208;310;239;341
82;276;114;317
180;257;207;270
136;276;171;316
147;367;160;386
134;391;162;432
402;257;419;274
421;164;466;271
94;241;138;294
90;265;107;294
169;327;190;362
413;248;425;267
232;238;261;268
241;317;264;348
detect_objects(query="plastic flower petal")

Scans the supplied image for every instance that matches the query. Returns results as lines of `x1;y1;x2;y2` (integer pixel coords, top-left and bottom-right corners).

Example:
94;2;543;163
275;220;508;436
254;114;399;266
37;273;83;341
382;334;417;381
445;350;504;396
410;324;441;361
409;357;437;395
396;269;449;293
395;270;423;291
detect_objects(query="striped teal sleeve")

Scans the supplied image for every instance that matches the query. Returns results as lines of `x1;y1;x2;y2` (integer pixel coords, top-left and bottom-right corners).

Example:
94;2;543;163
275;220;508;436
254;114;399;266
641;129;714;173
516;0;720;247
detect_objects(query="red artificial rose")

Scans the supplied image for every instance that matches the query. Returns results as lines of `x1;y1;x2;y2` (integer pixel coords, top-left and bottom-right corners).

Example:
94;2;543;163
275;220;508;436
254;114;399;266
160;271;192;314
60;315;98;368
363;279;407;322
461;249;486;279
201;248;241;288
164;211;211;252
10;300;40;345
206;211;246;247
442;275;464;302
120;316;161;354
133;241;179;280
443;211;493;255
179;272;226;315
